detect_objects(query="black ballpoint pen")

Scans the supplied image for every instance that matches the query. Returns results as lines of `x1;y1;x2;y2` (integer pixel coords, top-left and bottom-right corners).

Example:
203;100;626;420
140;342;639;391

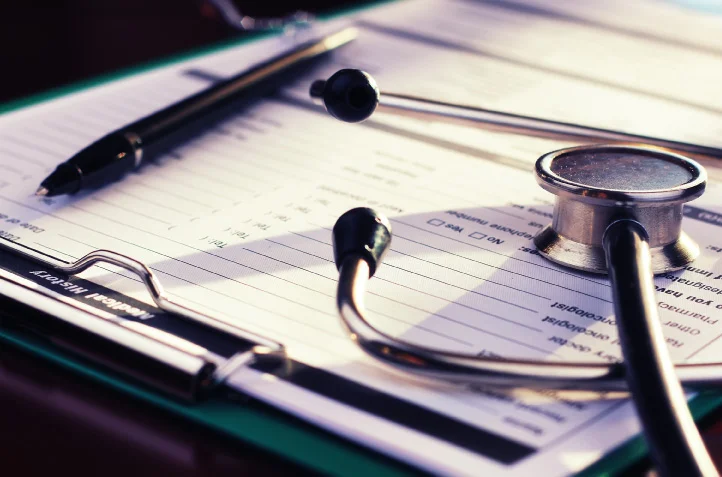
36;27;357;197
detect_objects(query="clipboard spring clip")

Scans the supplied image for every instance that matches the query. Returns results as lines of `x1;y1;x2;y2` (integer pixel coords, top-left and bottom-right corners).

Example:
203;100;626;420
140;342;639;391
0;240;288;402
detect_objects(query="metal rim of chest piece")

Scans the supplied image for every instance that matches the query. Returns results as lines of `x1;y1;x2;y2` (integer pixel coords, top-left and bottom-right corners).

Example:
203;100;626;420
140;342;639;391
532;144;707;274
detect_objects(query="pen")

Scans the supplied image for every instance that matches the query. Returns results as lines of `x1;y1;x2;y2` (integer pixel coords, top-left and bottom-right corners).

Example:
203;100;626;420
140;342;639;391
36;27;357;197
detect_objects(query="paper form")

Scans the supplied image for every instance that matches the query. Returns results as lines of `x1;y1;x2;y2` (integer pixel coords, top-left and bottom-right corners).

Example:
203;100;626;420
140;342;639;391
1;1;722;475
281;0;722;177
508;0;722;51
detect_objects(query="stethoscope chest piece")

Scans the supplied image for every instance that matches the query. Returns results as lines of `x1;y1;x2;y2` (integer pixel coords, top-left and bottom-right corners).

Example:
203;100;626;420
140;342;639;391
533;144;707;274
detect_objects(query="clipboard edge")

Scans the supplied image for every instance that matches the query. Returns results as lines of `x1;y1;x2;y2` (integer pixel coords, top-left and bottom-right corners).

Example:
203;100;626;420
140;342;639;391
0;327;420;477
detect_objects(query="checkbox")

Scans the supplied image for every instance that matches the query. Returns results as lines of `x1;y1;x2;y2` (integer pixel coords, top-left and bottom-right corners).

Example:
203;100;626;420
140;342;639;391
469;232;487;240
427;219;445;226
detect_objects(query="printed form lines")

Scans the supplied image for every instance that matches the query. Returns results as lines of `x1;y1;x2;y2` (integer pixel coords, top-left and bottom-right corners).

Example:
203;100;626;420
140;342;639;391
265;236;556;354
392;218;612;295
286;229;543;313
300;218;608;302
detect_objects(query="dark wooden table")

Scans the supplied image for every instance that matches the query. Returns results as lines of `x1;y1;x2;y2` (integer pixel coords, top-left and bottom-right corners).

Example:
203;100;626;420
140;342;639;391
3;1;722;475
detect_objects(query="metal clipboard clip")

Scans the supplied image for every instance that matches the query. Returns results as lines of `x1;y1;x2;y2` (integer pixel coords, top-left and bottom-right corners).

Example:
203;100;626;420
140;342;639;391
0;238;287;402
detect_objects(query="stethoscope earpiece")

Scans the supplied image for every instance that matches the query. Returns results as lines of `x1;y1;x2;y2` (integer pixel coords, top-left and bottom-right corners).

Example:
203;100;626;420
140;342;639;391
332;207;391;277
310;69;379;123
311;69;722;160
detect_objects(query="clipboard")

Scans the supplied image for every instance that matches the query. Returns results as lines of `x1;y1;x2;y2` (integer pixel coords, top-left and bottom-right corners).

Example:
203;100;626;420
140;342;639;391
3;248;722;477
2;2;722;475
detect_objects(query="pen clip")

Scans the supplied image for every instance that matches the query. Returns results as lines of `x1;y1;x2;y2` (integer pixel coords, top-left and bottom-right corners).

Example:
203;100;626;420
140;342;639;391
207;0;314;34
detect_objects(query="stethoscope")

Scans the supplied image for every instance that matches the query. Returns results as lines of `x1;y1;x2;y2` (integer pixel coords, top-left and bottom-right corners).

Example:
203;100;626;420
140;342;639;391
310;69;722;476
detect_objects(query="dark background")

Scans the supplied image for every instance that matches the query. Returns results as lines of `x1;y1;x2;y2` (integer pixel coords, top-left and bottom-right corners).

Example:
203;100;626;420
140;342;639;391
0;0;363;105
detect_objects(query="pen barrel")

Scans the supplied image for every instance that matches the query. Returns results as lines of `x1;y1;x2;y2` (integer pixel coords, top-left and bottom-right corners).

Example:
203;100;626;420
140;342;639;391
39;28;357;196
132;28;357;148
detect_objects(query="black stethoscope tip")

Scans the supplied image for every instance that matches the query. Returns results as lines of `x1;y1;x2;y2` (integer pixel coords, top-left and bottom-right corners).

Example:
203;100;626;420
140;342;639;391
310;69;379;123
332;207;392;276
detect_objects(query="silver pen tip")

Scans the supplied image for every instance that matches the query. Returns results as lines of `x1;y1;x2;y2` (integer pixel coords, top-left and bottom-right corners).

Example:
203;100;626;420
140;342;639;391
35;186;49;197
